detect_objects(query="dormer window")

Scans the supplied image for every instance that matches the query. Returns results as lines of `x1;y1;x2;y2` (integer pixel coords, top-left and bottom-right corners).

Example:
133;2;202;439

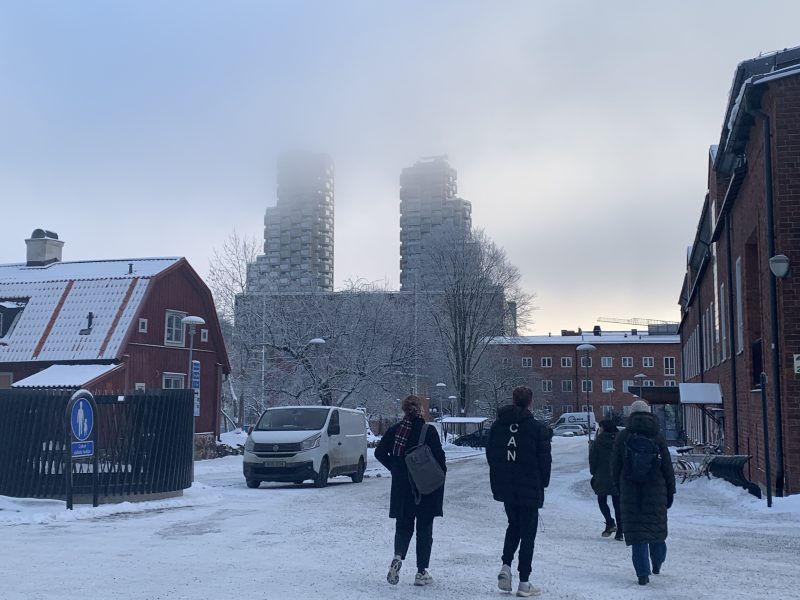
0;299;28;339
165;310;186;346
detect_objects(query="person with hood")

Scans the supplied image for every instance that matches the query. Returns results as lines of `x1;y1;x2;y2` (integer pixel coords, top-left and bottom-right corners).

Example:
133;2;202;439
589;419;623;540
486;386;552;597
611;400;676;586
375;395;446;587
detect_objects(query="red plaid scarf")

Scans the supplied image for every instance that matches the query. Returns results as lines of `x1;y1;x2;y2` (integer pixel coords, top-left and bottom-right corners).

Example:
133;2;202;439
392;417;415;457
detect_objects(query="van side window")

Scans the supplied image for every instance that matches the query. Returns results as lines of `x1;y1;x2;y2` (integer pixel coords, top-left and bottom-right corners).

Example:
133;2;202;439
328;410;340;435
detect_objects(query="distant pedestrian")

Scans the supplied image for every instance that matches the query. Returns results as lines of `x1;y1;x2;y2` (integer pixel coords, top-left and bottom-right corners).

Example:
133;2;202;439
486;386;552;597
589;419;623;540
375;395;446;587
611;400;676;586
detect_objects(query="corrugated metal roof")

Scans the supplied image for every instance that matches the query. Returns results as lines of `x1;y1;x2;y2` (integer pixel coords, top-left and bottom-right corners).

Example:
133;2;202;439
11;363;122;388
490;334;679;345
0;258;179;362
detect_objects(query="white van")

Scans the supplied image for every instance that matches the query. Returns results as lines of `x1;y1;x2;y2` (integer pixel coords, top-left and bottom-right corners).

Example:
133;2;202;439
552;411;596;430
243;406;368;489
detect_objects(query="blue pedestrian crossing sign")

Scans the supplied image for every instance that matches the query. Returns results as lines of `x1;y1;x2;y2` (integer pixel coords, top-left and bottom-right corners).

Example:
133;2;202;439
70;397;94;457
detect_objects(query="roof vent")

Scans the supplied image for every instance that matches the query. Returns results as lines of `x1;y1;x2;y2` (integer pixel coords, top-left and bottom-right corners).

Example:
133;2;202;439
25;229;64;266
593;325;601;336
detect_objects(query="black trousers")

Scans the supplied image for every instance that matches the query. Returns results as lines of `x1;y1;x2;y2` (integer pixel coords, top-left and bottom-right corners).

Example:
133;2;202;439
394;512;434;571
502;502;539;582
597;494;622;530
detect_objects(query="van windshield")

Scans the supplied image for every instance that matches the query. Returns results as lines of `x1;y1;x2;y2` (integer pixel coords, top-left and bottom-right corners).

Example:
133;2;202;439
256;408;330;431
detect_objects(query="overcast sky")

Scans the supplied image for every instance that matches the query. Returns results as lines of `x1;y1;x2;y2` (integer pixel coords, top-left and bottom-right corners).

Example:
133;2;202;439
2;1;799;334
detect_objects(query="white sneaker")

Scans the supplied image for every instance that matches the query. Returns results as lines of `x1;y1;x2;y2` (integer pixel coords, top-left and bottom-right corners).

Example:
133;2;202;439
516;582;541;597
387;557;402;585
498;564;512;592
414;570;433;586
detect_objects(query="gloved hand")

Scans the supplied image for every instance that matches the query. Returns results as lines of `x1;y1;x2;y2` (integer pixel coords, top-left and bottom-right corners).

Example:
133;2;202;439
667;493;674;509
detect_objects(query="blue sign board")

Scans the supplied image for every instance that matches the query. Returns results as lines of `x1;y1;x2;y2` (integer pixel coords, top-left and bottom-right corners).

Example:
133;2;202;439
71;441;95;458
192;360;201;417
70;398;93;442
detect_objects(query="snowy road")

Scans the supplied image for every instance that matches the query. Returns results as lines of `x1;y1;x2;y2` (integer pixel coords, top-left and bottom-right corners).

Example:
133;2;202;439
2;437;799;599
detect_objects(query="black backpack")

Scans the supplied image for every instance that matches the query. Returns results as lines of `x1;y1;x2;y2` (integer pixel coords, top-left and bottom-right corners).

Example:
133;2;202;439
623;433;661;482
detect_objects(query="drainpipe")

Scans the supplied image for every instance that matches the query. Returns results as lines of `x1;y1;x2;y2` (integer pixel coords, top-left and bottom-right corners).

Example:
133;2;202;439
725;224;740;454
747;105;785;497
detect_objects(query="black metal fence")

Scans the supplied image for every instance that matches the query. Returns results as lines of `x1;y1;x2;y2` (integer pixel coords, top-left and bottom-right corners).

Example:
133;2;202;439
0;389;193;501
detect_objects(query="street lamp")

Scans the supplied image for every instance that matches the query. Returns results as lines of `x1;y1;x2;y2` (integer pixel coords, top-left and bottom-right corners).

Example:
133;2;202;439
182;315;205;478
634;373;646;400
604;386;615;422
435;382;446;418
576;343;596;441
769;254;790;278
448;395;457;417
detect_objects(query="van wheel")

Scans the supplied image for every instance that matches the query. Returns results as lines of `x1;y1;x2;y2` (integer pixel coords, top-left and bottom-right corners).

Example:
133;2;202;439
351;457;365;483
314;457;330;488
246;479;260;489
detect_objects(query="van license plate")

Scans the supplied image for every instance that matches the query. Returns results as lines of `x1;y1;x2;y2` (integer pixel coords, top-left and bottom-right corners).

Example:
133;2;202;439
263;460;285;468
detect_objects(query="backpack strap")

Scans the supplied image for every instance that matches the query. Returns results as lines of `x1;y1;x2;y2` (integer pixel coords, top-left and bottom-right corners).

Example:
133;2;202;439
416;423;429;448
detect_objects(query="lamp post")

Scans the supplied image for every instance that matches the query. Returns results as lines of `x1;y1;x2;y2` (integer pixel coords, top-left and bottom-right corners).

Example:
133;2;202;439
768;253;790;496
435;382;446;419
633;373;646;400
182;315;205;478
576;343;596;441
605;386;615;423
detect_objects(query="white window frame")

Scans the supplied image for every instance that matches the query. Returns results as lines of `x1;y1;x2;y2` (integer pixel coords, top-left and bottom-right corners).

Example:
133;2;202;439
541;379;553;392
561;357;572;368
582;380;593;393
735;257;744;353
643;356;654;368
134;383;146;392
622;379;634;393
664;380;677;387
664;356;676;376
561;404;573;414
501;357;510;368
561;380;573;393
720;283;727;361
601;356;613;368
541;357;552;368
580;356;592;368
138;318;148;333
200;328;209;343
643;380;655;387
602;405;613;418
521;357;532;368
164;310;187;347
601;379;614;392
162;372;185;389
622;356;633;368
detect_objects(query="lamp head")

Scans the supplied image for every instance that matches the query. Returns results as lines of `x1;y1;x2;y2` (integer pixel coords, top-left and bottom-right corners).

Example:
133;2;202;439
769;254;790;278
182;315;205;327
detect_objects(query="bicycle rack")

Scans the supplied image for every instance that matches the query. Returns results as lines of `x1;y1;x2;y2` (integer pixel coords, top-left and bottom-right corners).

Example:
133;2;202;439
707;455;761;498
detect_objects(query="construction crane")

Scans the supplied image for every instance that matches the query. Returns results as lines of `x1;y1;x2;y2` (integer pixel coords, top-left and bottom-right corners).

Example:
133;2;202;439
597;316;680;327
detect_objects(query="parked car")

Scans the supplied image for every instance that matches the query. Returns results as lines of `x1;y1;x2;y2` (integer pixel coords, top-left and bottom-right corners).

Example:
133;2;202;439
243;406;367;489
452;428;491;448
551;424;586;437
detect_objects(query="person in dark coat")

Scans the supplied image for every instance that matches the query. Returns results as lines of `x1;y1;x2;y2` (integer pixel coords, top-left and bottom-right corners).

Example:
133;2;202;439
611;400;676;586
486;386;552;598
589;419;623;540
375;395;446;587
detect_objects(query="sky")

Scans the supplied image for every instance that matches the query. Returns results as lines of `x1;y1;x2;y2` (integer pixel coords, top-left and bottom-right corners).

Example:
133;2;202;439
2;1;799;335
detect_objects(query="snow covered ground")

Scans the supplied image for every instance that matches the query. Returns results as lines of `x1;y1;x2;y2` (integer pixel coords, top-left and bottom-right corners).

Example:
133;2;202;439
2;437;799;599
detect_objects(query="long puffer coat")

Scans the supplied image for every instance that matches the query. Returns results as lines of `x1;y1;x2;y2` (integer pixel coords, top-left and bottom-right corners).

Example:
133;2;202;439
486;405;552;508
611;412;676;546
589;430;618;496
375;417;446;520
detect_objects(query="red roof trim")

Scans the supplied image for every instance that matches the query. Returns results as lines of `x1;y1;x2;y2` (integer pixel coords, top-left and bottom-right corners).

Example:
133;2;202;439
32;280;74;359
98;278;139;359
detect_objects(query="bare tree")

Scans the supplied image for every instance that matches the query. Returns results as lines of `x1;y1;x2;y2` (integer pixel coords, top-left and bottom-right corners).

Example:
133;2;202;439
422;228;534;416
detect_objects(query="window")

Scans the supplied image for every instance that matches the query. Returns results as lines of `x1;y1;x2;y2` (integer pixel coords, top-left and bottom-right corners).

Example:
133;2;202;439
602;405;613;418
200;328;209;343
134;383;146;391
165;310;186;346
601;356;613;368
622;379;634;393
561;357;572;368
664;356;676;376
541;357;552;368
541;379;553;392
561;380;573;392
580;356;593;368
521;357;532;368
501;357;510;368
735;256;744;353
162;373;185;389
643;357;654;368
643;380;655;387
0;299;28;338
138;318;148;333
582;380;593;393
720;283;727;361
622;357;633;368
561;405;573;414
664;380;677;387
623;405;632;417
601;379;614;392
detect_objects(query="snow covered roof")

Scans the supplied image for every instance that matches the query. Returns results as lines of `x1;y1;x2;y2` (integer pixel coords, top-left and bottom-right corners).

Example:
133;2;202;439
438;417;487;424
11;363;123;388
0;257;180;362
490;333;679;346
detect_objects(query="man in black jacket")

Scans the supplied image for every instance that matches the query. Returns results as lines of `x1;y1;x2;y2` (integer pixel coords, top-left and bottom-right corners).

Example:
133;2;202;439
486;386;552;597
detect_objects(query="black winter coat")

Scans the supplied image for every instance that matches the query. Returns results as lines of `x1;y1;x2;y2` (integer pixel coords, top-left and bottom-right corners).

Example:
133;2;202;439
589;431;618;497
375;418;446;520
486;405;552;508
611;412;676;546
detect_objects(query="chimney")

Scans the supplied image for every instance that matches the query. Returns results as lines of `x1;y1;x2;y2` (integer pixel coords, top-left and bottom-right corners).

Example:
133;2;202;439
25;229;64;266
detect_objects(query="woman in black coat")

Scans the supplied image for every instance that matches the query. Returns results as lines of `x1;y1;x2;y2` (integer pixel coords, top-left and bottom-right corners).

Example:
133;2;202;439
611;400;676;585
375;395;446;587
589;419;623;540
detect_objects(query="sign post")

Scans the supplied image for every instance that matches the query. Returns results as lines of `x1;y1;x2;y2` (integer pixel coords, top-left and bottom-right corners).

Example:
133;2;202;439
65;389;99;509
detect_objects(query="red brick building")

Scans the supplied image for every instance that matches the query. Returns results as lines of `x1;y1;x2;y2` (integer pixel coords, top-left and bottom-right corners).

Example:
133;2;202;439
486;327;681;429
0;230;230;439
678;47;800;496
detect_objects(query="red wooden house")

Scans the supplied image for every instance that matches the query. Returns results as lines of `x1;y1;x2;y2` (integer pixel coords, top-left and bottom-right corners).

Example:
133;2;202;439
0;230;230;439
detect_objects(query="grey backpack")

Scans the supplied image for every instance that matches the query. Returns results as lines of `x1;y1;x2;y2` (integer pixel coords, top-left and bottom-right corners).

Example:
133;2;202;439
405;423;446;502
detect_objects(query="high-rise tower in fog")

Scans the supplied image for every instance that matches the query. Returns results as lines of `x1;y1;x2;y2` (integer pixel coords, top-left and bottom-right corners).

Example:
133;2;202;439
399;156;472;290
247;151;334;292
